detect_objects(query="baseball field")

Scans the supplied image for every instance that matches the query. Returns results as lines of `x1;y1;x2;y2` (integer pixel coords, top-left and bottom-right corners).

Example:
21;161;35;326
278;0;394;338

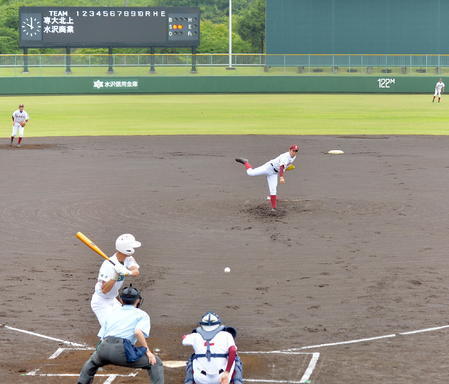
1;94;449;136
2;94;449;383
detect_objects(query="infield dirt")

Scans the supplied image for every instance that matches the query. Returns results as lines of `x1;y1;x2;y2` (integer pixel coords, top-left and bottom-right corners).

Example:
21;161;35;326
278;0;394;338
1;135;449;383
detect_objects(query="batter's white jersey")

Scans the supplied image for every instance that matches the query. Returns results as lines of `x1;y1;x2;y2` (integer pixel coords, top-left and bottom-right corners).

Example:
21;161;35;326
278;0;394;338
90;253;139;326
183;331;236;384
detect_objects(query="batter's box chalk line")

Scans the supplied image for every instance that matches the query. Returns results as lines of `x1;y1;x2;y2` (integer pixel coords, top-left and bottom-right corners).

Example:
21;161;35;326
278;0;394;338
43;347;317;384
5;322;449;383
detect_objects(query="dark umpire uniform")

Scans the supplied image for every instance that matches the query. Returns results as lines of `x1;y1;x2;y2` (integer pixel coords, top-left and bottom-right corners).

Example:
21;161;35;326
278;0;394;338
77;285;164;384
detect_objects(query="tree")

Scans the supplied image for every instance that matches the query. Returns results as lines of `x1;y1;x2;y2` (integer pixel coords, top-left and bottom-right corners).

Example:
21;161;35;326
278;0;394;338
236;0;264;52
198;19;251;53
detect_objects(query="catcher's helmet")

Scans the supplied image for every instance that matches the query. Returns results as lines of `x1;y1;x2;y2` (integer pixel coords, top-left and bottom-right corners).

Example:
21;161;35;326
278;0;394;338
116;234;141;256
199;312;222;331
120;284;142;306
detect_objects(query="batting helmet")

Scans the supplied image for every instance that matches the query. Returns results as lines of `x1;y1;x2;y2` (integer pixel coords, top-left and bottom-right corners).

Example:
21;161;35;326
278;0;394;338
120;284;142;306
199;312;222;331
116;234;141;256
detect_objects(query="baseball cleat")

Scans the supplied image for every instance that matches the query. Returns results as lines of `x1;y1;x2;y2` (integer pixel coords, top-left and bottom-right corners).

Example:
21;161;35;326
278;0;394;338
16;144;21;148
235;158;248;164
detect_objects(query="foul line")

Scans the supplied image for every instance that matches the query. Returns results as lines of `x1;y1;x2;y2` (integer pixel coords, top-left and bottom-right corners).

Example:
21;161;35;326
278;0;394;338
283;324;449;352
240;351;319;383
1;324;86;347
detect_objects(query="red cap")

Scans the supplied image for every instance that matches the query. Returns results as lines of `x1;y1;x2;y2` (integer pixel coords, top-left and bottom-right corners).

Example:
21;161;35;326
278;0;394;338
290;145;299;151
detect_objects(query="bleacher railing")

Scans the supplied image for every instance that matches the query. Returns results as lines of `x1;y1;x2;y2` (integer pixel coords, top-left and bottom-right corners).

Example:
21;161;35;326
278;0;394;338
0;53;447;74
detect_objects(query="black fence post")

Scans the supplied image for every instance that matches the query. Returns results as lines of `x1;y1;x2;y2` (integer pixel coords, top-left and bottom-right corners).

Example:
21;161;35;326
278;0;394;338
108;47;114;73
191;47;197;73
23;48;29;73
65;47;72;73
150;47;156;73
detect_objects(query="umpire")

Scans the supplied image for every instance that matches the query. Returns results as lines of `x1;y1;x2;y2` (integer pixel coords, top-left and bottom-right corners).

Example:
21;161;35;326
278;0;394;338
77;285;164;384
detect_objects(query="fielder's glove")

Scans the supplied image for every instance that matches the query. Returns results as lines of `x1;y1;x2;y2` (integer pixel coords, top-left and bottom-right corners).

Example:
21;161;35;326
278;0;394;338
19;121;26;127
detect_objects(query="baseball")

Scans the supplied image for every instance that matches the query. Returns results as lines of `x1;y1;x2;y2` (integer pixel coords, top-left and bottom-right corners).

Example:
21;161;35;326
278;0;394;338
224;267;231;273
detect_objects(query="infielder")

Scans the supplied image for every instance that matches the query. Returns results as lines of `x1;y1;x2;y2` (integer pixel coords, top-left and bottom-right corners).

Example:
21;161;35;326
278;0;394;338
182;312;243;384
78;285;164;384
235;145;299;210
433;78;445;103
90;234;141;327
10;103;29;147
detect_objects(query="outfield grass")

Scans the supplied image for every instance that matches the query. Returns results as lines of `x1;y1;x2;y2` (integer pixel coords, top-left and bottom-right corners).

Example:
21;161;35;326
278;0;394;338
1;94;448;137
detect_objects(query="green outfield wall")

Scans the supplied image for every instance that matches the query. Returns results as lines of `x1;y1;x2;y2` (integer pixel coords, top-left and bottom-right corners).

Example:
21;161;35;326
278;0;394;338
266;0;449;55
0;76;441;94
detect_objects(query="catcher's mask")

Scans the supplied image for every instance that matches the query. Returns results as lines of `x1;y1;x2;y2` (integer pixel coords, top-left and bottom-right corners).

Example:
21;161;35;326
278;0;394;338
199;312;222;331
120;284;143;307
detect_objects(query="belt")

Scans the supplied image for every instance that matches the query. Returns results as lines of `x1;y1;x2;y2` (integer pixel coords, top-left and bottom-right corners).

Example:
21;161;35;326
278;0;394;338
104;336;124;344
270;163;278;173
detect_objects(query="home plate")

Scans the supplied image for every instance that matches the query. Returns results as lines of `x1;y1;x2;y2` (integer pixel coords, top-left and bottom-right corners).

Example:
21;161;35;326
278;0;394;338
164;360;186;368
328;149;344;155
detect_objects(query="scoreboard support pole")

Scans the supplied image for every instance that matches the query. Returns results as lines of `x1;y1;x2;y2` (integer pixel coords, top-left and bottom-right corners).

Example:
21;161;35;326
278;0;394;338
108;47;114;74
22;48;29;73
150;47;156;73
191;47;197;73
65;47;72;74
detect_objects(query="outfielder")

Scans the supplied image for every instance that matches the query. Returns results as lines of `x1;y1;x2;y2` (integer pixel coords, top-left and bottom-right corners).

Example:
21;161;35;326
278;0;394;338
78;285;164;384
235;145;299;210
90;234;141;327
10;103;29;147
433;78;445;103
182;312;243;384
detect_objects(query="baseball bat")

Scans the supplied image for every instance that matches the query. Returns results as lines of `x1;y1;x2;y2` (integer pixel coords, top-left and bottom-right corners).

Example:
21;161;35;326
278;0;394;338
75;232;115;266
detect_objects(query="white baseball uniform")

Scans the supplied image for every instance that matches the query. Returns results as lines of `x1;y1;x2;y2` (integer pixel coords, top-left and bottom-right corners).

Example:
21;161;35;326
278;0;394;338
11;109;29;137
182;331;236;384
90;253;139;327
434;81;445;96
247;152;296;195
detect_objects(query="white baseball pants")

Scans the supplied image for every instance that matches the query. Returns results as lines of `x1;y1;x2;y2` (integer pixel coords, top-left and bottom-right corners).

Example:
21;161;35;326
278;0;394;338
90;293;122;327
247;162;279;195
11;123;24;137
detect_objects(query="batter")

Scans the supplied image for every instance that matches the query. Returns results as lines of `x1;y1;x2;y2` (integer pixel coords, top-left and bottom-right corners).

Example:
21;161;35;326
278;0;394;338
90;234;141;327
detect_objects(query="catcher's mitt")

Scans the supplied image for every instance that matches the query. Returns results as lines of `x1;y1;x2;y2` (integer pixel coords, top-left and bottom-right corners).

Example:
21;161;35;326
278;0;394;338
19;121;26;127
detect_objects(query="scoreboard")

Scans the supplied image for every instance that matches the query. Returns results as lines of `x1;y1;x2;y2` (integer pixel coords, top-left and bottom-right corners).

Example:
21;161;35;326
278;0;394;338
19;7;200;48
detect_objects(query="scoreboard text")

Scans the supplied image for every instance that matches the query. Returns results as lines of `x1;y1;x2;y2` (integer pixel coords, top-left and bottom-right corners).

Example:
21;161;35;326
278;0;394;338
19;7;200;48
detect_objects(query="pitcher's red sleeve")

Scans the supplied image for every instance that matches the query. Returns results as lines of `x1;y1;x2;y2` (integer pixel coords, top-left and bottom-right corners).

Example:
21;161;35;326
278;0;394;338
279;165;285;177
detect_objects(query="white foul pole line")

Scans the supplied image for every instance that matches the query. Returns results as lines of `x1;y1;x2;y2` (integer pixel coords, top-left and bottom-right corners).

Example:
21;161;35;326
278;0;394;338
228;0;233;69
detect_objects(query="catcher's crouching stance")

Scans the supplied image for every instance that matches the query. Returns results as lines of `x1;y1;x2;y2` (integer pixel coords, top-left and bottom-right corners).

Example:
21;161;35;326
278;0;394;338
183;312;243;384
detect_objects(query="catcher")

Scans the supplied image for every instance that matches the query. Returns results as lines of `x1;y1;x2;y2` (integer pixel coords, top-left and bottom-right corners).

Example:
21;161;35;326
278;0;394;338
182;312;243;384
10;104;29;148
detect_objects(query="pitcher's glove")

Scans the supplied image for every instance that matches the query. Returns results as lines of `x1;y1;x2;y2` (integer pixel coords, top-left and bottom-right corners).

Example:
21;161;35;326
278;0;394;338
19;121;26;127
